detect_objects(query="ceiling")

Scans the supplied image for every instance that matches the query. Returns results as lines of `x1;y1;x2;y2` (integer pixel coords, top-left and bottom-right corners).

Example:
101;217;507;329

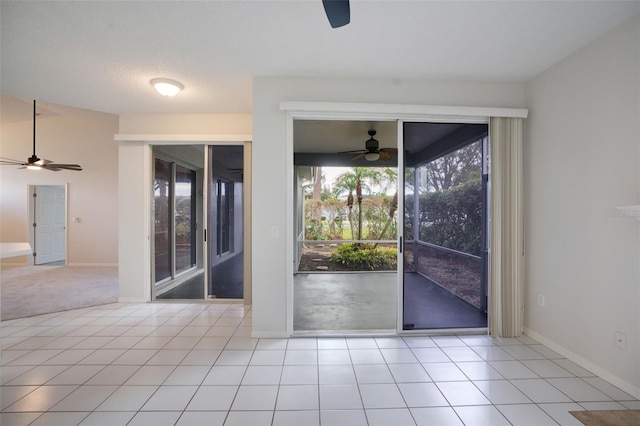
1;1;638;116
293;119;487;167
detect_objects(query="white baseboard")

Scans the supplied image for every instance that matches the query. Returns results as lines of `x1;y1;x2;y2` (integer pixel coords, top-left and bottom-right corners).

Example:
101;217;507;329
251;331;290;338
118;298;148;303
524;328;640;399
66;263;118;267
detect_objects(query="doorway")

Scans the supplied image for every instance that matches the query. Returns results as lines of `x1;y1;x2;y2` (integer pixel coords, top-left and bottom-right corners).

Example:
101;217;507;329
29;185;67;265
151;144;248;301
207;145;245;299
401;122;489;330
292;119;399;334
152;146;204;299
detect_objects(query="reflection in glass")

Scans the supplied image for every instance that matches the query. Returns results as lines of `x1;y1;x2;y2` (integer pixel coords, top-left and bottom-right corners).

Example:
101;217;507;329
154;158;172;282
175;165;197;273
208;145;244;299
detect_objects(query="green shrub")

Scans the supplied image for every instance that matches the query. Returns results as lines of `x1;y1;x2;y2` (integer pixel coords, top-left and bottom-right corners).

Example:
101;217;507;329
305;219;327;241
330;243;397;271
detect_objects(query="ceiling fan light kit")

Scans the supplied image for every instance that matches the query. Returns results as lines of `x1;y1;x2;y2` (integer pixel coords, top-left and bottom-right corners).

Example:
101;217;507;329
364;152;380;162
150;78;184;97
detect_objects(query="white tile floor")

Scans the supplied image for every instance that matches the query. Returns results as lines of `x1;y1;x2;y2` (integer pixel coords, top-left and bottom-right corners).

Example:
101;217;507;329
1;302;638;426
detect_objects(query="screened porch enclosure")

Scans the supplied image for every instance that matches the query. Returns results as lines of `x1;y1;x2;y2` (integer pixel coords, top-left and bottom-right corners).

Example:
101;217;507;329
402;122;488;330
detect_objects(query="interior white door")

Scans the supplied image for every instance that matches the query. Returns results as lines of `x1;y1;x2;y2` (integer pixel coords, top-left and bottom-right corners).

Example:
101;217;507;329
35;186;66;265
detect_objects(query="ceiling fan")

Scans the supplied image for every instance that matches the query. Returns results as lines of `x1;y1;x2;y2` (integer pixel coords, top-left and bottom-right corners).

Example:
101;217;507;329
322;0;350;28
341;130;398;162
0;100;82;171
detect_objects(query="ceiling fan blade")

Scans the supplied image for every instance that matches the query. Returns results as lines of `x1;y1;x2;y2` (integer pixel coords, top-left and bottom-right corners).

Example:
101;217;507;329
338;149;366;154
379;148;398;154
379;151;392;161
0;157;26;165
352;153;366;161
322;0;350;28
45;163;83;171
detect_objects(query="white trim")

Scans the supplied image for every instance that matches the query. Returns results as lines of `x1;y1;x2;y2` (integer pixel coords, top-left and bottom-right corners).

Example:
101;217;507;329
66;263;118;267
396;120;404;333
525;328;640;399
118;298;148;303
280;101;528;120
284;102;524;337
285;113;295;336
252;331;291;339
115;134;252;142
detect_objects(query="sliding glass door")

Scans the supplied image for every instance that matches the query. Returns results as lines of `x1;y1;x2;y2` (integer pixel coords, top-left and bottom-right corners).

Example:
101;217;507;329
207;146;244;299
154;158;172;283
152;147;203;299
151;144;247;301
401;122;489;331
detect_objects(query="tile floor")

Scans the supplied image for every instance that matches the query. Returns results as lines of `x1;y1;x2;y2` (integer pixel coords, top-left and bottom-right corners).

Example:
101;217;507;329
1;302;638;426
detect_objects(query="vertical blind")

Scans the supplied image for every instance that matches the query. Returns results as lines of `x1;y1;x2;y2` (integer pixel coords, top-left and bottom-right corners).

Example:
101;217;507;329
489;117;525;337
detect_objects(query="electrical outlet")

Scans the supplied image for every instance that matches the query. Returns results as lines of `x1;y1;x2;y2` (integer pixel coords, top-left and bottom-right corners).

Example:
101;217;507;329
615;332;627;350
537;294;545;307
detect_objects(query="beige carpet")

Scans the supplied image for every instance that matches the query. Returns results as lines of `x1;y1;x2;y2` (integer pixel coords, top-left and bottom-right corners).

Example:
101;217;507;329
1;265;118;321
570;410;640;426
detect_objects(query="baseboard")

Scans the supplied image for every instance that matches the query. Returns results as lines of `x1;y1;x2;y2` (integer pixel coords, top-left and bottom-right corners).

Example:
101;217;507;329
524;327;640;399
118;298;148;303
0;262;29;267
251;331;290;338
66;263;118;267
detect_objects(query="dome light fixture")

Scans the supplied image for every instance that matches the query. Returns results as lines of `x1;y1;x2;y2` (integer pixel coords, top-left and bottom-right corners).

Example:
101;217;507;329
150;78;184;97
364;152;380;161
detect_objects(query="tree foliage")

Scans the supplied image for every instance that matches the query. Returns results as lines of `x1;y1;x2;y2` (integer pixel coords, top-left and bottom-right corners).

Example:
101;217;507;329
424;141;482;192
405;178;482;256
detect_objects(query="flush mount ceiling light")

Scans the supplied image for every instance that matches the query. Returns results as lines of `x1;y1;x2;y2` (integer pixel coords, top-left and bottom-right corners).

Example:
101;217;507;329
150;78;184;97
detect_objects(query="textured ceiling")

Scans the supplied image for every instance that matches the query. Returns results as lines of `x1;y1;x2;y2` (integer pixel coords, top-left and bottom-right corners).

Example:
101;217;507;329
1;1;638;115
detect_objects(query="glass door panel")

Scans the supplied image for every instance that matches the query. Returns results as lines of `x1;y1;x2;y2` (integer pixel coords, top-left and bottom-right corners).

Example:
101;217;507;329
175;165;196;273
154;158;172;283
152;145;205;300
402;122;488;330
208;145;244;299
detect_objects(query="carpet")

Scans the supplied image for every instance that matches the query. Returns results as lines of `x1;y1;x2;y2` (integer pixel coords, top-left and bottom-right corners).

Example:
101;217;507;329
1;265;118;321
570;410;640;426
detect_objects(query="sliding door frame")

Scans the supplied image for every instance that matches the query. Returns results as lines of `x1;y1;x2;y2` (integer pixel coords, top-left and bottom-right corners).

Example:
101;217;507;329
151;150;202;299
398;120;489;334
281;102;527;336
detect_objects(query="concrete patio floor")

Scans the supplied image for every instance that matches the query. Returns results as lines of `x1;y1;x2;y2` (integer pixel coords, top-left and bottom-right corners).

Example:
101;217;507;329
293;272;487;334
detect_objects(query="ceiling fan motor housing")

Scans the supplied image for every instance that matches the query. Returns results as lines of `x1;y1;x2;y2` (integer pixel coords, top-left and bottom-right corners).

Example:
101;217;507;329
365;136;379;152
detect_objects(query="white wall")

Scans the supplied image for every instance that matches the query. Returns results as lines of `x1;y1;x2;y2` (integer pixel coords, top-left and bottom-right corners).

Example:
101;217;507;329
252;77;526;337
0;99;119;266
524;16;640;397
117;113;251;302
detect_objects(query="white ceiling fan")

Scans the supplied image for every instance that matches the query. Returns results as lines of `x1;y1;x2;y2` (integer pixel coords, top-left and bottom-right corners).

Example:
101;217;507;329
0;100;82;171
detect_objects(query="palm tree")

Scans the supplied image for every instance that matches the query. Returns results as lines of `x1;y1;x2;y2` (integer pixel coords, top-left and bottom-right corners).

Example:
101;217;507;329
333;167;388;240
